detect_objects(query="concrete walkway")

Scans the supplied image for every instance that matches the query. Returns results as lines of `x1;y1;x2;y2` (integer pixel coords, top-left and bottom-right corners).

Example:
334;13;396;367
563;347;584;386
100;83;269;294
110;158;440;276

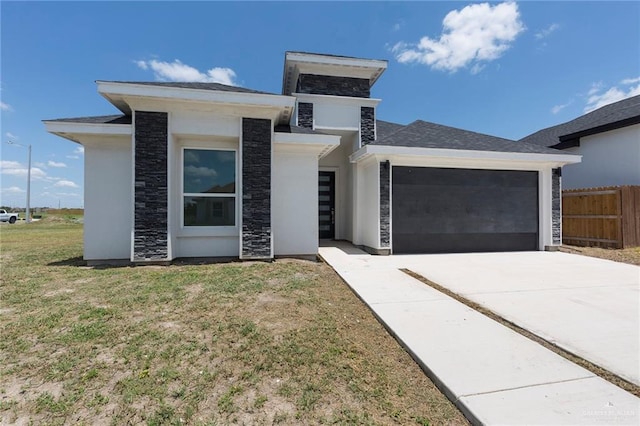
319;244;640;425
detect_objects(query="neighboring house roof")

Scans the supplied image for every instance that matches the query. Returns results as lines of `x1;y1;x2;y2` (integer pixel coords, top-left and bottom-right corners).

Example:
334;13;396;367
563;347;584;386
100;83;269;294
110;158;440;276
372;119;563;155
520;95;640;149
98;81;274;95
44;114;132;124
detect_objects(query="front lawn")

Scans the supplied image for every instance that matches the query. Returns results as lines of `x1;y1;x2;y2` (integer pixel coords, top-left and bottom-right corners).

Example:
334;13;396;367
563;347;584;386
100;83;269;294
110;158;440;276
0;218;466;425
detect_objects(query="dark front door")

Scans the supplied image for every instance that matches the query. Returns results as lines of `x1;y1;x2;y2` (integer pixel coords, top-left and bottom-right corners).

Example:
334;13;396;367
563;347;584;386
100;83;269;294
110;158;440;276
392;167;539;254
318;171;335;239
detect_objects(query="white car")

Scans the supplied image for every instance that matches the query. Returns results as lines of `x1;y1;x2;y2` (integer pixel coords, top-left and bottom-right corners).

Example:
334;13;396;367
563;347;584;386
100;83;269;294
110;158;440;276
0;209;19;224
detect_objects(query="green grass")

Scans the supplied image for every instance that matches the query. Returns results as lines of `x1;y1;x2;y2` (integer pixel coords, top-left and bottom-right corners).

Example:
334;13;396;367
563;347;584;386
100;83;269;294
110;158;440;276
0;216;467;425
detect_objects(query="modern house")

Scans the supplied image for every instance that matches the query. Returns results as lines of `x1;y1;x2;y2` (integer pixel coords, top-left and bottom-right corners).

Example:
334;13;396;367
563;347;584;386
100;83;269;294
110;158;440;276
520;95;640;190
44;51;580;264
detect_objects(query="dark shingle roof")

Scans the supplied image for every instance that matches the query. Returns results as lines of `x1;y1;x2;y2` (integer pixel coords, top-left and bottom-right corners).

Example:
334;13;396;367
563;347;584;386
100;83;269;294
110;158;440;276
376;120;405;140
372;120;564;155
44;114;132;125
100;81;275;95
520;95;640;148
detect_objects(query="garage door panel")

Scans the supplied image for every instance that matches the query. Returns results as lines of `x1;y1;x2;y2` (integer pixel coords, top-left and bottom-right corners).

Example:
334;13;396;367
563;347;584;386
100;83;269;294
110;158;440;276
393;233;540;254
393;167;538;188
392;185;538;234
392;167;538;253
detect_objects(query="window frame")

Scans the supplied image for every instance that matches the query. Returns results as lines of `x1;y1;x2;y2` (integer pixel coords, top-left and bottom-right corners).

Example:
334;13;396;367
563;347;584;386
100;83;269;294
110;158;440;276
181;146;238;229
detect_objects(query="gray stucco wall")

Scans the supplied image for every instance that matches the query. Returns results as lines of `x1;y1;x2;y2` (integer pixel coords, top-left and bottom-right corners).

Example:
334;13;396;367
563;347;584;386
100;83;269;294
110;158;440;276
296;74;370;98
133;111;169;262
552;168;562;245
242;118;272;259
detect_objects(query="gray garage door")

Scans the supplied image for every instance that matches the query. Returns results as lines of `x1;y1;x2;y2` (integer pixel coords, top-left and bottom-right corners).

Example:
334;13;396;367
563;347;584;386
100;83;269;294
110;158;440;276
392;167;539;254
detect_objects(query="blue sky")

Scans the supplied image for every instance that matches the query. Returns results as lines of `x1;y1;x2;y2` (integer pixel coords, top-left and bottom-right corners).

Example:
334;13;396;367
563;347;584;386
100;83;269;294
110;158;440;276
1;1;639;208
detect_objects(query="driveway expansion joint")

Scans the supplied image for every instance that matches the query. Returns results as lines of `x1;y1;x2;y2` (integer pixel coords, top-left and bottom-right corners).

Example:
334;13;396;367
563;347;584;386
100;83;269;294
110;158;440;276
457;375;597;399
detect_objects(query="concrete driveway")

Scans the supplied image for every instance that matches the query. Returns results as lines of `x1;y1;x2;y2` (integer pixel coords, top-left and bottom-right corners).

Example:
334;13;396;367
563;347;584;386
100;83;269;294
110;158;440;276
320;244;640;424
392;251;640;386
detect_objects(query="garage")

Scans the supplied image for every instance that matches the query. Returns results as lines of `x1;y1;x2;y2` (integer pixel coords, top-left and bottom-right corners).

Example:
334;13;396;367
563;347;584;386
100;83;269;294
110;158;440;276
392;167;539;254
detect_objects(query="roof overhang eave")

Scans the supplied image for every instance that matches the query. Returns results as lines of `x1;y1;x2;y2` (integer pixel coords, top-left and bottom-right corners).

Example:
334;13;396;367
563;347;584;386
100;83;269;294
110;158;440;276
43;120;132;143
282;52;388;95
349;144;582;167
274;132;341;159
96;81;296;124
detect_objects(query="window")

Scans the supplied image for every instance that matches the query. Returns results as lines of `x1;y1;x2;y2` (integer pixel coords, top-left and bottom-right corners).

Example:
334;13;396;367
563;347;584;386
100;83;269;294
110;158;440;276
183;148;236;227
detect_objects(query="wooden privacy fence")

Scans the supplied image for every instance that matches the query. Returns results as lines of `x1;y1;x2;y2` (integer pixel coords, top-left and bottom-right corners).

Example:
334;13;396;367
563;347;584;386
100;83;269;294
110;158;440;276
562;185;640;248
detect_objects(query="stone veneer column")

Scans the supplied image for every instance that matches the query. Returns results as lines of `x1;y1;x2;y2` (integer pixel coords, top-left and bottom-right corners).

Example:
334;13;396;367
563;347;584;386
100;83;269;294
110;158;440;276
133;111;169;262
297;102;313;129
242;118;272;259
361;107;375;146
552;168;562;245
380;162;390;248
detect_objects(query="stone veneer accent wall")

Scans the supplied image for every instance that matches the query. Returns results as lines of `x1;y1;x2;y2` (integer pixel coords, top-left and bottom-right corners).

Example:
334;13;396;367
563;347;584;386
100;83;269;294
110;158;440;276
242;118;272;259
552;168;561;245
380;162;390;248
297;102;313;129
361;107;375;146
133;111;169;261
297;74;370;98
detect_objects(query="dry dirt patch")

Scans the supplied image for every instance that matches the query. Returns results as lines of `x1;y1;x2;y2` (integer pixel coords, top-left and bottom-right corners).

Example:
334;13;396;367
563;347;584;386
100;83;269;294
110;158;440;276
560;245;640;266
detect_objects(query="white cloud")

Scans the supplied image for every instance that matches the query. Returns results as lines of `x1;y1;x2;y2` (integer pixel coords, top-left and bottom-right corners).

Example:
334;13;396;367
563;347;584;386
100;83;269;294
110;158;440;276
53;180;79;188
621;76;640;85
0;186;25;194
5;132;18;140
66;155;80;160
0;101;12;111
470;63;485;75
0;160;47;179
47;160;67;168
1;160;21;169
184;165;217;178
73;146;84;155
535;23;560;40
584;79;640;113
551;100;572;114
54;192;80;197
588;82;603;96
392;20;404;32
136;59;238;85
392;2;524;73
